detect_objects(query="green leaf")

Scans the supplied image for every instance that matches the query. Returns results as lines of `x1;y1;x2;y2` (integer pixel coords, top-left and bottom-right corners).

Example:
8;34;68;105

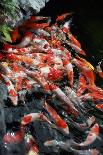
3;33;12;43
2;25;12;42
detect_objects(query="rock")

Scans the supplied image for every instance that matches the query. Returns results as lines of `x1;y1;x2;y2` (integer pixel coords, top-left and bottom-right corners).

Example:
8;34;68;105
10;0;50;27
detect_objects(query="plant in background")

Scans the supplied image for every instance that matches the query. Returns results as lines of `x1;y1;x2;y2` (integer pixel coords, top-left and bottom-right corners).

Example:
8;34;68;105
0;0;19;42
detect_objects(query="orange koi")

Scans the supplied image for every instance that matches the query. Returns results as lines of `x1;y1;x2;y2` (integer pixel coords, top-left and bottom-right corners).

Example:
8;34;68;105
56;13;72;22
62;21;81;48
10;28;20;42
86;84;103;95
96;103;103;110
6;53;35;65
76;74;87;96
72;58;95;85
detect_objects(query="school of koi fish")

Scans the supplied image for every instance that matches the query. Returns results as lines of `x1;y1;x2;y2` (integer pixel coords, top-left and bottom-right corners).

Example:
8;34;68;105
0;13;103;155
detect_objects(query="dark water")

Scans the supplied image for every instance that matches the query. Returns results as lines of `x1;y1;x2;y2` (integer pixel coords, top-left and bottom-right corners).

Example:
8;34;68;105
40;0;103;62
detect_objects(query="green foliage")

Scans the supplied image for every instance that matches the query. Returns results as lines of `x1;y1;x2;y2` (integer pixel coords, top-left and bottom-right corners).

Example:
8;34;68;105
1;0;18;19
0;24;12;42
0;0;19;42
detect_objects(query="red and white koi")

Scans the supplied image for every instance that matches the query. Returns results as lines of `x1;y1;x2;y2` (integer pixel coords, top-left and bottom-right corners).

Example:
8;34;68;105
35;29;50;37
63;59;74;87
1;74;18;106
64;86;83;107
0;62;13;79
6;53;43;67
27;145;39;155
12;63;23;91
21;113;52;126
3;129;24;144
4;44;34;55
39;66;63;81
25;69;50;92
74;123;100;148
44;140;99;155
66;42;86;55
80;92;103;101
62;21;81;48
24;134;39;155
32;37;50;52
49;83;78;116
44;102;69;134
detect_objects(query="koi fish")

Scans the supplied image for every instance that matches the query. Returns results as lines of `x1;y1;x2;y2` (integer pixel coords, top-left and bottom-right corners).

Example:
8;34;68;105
10;27;20;42
76;55;94;70
66;41;86;55
76;74;87;96
73;123;100;149
0;62;13;79
4;44;35;55
65;115;95;131
3;129;24;144
62;21;81;48
71;148;100;155
35;29;50;37
12;63;23;91
44;140;99;155
96;60;103;78
25;70;50;92
6;53;40;66
27;145;39;155
49;83;78;116
96;103;103;110
80;92;103;101
21;113;52;126
8;32;33;48
63;59;74;87
86;84;103;95
72;58;95;85
64;86;83;107
39;66;63;81
25;134;39;155
44;102;69;135
1;74;18;106
56;13;72;22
